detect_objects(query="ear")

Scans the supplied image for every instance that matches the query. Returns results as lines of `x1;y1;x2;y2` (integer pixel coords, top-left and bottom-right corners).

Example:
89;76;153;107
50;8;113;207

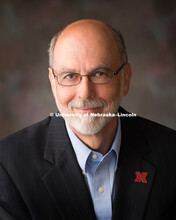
48;67;57;98
122;63;132;96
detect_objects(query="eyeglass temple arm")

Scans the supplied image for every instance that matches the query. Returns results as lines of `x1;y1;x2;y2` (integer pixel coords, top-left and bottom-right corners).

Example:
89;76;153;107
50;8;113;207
51;68;57;78
114;63;125;76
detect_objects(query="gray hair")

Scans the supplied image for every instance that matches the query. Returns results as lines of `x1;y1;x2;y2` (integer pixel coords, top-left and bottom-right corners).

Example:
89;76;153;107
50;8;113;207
107;24;128;64
48;23;128;68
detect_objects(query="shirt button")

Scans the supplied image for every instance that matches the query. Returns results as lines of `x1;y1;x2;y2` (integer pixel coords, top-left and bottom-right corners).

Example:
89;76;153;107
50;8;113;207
82;171;86;175
98;187;104;193
92;154;98;159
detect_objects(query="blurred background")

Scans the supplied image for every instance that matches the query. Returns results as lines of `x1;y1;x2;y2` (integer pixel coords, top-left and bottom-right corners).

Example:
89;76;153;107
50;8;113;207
0;0;176;139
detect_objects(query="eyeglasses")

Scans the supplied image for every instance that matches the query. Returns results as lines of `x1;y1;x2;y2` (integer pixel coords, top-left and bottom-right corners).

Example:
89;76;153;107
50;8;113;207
52;63;125;86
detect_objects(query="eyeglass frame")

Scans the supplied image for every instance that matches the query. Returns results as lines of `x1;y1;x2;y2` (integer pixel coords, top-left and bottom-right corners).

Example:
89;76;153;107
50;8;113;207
51;63;126;86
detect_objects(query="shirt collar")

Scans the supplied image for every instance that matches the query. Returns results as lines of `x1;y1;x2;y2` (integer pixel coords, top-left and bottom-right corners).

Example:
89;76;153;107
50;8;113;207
65;118;121;172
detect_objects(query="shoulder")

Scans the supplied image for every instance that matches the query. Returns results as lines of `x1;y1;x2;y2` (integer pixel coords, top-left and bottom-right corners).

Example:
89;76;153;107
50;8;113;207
0;116;51;144
0;117;51;163
120;106;176;157
135;116;176;153
119;106;175;137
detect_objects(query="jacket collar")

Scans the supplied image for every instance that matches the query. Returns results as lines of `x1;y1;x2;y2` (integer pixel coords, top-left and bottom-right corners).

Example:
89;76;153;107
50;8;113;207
43;116;69;164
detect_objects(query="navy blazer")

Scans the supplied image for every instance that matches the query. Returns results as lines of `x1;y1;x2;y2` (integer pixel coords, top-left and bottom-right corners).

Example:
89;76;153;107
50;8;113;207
0;107;176;220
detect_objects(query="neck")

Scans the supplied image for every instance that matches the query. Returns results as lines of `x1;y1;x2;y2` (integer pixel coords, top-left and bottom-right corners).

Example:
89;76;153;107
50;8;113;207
68;117;118;155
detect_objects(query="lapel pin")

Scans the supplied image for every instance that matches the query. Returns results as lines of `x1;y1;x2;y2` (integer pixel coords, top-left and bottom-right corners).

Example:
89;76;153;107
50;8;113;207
135;171;148;183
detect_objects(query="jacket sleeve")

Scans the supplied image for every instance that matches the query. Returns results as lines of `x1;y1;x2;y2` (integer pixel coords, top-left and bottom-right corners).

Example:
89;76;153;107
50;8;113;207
0;162;31;220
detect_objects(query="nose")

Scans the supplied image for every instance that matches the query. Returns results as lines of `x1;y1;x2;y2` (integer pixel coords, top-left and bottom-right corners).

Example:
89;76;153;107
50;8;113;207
76;75;95;99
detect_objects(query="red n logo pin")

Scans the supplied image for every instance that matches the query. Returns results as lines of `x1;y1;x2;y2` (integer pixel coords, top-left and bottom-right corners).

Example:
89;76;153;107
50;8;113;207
135;171;148;183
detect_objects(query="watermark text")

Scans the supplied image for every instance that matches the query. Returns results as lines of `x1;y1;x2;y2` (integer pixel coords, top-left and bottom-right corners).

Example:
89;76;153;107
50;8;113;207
50;112;137;118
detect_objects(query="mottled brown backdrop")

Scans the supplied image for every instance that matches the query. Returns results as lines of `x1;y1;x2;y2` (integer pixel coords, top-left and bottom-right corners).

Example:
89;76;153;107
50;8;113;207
0;0;176;139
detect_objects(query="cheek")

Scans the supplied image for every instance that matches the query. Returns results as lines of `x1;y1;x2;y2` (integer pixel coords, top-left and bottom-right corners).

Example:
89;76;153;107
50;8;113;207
55;86;76;106
54;78;121;106
99;81;121;103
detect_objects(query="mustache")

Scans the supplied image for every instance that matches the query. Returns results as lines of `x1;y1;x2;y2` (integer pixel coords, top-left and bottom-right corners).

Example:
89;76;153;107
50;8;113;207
68;99;107;110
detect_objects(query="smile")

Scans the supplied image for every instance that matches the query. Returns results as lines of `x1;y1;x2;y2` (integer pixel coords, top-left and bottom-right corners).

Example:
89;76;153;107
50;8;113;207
73;107;102;114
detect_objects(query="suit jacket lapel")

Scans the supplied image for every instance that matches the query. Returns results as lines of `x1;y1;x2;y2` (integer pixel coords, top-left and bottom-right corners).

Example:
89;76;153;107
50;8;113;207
43;116;96;219
112;110;156;220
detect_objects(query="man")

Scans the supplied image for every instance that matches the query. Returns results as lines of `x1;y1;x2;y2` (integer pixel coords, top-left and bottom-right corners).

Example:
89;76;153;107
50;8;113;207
0;19;175;220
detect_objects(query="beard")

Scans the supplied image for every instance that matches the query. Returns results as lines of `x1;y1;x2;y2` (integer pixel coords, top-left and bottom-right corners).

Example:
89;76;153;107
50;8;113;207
54;76;124;135
55;98;121;135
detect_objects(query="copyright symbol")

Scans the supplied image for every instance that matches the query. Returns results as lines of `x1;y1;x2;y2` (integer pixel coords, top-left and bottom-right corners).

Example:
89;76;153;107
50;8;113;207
50;112;54;117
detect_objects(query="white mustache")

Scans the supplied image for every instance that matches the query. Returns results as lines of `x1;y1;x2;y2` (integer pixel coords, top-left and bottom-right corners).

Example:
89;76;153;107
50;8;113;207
68;99;107;110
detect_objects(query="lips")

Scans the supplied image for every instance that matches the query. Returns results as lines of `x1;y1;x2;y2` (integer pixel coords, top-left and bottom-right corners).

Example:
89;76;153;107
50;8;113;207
73;107;101;114
68;99;107;111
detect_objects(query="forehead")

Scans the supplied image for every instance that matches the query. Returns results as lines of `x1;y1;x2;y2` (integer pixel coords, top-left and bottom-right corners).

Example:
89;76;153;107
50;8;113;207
53;22;121;70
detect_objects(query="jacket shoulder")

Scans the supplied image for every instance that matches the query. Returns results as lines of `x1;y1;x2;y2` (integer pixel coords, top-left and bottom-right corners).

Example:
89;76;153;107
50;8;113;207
120;107;176;154
0;117;51;163
136;115;176;139
1;117;51;143
120;106;175;136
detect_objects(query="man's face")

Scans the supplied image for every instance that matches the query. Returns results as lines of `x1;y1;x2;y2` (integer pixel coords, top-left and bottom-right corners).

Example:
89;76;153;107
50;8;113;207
49;21;131;135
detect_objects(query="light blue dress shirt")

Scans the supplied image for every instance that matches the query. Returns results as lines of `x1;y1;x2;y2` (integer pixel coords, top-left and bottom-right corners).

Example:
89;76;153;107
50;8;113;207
65;118;121;220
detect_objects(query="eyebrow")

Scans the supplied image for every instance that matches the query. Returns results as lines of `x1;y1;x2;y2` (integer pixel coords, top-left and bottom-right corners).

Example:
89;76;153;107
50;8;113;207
57;64;112;75
89;64;112;72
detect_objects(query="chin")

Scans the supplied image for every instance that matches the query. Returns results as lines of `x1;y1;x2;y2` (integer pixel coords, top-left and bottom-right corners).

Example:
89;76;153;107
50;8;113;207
55;95;122;135
65;116;112;135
